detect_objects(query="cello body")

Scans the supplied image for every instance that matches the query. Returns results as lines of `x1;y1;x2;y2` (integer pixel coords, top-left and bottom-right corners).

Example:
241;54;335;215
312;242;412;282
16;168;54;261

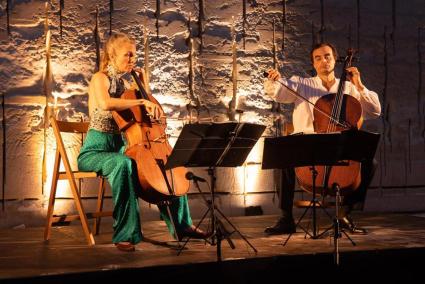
295;94;363;196
113;71;189;204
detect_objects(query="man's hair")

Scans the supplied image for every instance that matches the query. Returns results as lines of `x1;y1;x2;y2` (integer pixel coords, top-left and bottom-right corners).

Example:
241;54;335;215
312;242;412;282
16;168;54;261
310;42;338;64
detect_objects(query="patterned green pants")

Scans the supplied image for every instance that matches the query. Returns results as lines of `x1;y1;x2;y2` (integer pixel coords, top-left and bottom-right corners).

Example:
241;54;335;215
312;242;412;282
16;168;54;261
77;129;193;244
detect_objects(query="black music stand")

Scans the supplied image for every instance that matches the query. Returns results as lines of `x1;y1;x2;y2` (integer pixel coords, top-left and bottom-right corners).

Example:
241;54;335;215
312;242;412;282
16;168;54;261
166;122;265;261
262;130;380;262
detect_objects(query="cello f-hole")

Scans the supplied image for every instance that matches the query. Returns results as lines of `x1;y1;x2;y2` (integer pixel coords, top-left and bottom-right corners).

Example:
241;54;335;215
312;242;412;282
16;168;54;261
145;130;152;149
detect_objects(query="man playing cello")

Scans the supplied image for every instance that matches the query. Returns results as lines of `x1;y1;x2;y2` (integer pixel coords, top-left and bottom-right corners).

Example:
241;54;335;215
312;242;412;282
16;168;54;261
264;42;381;235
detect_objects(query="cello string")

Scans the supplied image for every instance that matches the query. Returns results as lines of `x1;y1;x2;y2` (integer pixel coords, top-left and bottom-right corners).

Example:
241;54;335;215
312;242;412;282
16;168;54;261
275;79;350;129
328;51;354;133
324;51;354;188
337;52;355;132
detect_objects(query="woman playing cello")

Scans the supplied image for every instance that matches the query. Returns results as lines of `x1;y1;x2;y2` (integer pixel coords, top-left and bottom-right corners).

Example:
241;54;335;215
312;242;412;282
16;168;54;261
77;33;207;252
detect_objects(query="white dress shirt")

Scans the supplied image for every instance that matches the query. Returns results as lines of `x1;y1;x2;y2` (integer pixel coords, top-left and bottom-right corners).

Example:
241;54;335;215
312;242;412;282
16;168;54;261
274;75;381;134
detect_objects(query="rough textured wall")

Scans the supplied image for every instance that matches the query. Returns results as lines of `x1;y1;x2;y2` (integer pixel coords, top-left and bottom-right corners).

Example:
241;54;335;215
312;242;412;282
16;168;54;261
0;0;424;228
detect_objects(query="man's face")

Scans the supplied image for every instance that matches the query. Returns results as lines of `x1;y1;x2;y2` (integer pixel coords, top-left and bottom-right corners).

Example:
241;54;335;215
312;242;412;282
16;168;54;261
312;45;336;76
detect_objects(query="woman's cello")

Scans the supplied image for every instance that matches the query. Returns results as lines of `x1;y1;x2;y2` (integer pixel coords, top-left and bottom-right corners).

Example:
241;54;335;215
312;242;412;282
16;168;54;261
295;49;363;196
112;70;189;204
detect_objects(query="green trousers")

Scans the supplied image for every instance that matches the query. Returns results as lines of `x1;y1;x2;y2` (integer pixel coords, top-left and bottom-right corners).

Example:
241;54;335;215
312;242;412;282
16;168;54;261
77;129;193;244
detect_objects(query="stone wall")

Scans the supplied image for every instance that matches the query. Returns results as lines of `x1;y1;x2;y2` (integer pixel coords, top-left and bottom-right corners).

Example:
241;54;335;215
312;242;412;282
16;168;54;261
0;0;424;228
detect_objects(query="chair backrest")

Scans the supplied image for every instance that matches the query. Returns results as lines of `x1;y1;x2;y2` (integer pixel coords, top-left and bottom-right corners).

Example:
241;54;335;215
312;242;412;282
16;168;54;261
51;119;89;135
50;118;89;176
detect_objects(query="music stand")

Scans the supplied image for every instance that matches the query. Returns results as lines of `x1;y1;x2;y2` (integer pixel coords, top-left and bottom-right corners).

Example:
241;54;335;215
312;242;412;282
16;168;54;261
166;122;265;261
262;130;380;261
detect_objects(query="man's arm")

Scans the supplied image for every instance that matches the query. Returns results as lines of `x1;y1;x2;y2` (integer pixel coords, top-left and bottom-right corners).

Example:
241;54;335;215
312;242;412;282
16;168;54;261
346;67;381;119
358;88;381;119
265;68;298;104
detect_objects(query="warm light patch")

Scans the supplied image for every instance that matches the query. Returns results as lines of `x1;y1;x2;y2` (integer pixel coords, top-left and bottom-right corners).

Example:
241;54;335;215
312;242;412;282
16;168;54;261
236;138;264;198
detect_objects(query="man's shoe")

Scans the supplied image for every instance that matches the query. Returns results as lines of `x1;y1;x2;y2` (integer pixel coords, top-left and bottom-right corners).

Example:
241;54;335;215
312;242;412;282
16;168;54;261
264;217;296;235
114;242;136;252
339;216;368;235
177;225;209;241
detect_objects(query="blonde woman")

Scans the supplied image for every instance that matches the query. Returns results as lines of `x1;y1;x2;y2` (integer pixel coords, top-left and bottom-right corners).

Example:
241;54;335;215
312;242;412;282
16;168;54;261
78;33;207;252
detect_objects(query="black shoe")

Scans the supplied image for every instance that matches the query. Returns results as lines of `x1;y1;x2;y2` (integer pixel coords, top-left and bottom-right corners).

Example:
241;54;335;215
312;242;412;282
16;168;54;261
264;217;296;235
339;216;368;235
177;225;209;241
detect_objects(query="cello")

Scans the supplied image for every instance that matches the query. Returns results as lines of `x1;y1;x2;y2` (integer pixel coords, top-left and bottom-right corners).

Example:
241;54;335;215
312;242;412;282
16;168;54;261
294;48;363;196
112;70;189;204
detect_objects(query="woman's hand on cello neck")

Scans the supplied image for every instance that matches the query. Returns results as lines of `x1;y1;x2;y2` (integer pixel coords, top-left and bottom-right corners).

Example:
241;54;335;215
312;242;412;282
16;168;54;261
132;67;149;87
132;67;145;77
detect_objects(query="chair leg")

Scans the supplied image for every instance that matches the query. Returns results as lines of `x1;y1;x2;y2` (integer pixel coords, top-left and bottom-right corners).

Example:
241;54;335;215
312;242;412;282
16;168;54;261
67;176;95;245
93;178;106;235
44;151;60;241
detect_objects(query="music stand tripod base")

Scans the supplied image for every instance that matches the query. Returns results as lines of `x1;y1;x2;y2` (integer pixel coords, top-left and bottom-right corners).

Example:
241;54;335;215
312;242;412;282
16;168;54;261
282;165;335;246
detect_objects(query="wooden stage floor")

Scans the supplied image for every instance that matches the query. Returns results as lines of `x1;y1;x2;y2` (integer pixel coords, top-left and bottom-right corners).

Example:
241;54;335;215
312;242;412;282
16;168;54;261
1;212;425;283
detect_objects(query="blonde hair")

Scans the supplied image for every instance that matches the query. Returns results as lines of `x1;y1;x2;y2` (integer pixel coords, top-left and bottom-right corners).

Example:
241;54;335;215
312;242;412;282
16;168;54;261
99;33;136;72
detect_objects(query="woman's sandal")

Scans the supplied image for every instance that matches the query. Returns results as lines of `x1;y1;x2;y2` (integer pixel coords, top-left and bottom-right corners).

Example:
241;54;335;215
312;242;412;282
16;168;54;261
114;242;136;252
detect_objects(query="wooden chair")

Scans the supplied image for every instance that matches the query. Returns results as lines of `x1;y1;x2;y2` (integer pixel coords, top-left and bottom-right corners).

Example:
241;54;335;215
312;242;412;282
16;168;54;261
44;117;112;245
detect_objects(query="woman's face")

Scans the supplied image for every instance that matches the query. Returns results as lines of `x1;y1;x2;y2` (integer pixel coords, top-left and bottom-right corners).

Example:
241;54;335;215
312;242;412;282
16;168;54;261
111;41;136;73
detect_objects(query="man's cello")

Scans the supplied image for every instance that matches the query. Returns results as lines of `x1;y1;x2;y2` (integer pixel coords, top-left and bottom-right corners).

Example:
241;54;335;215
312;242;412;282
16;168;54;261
295;48;363;196
112;70;189;204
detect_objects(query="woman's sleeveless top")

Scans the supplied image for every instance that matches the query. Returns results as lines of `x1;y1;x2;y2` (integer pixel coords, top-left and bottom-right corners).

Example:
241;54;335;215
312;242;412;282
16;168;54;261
88;76;126;134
